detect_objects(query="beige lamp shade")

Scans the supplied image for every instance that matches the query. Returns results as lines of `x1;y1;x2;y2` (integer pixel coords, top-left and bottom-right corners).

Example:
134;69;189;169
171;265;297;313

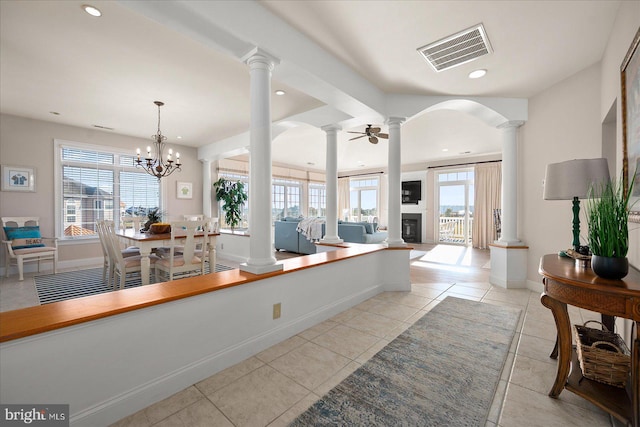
543;158;611;200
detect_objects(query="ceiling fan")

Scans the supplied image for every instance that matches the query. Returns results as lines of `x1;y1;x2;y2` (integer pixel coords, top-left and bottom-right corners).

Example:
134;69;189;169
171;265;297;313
347;124;389;144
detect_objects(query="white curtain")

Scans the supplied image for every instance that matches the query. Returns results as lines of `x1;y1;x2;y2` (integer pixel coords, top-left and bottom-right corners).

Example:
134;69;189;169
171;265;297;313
472;162;502;249
338;177;350;221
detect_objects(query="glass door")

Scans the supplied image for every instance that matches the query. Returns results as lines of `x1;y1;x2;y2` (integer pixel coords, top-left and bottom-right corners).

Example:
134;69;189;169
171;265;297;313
437;169;474;245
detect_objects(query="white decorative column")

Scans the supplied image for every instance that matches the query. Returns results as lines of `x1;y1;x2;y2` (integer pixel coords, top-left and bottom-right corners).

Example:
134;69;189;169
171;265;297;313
201;159;212;219
240;48;283;274
386;117;406;247
321;124;343;244
490;120;527;288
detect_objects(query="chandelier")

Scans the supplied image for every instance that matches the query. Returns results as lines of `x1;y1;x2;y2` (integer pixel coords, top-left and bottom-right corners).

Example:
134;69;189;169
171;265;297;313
135;101;181;180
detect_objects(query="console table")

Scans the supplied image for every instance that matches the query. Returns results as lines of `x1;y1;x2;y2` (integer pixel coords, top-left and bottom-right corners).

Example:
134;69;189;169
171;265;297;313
539;254;639;426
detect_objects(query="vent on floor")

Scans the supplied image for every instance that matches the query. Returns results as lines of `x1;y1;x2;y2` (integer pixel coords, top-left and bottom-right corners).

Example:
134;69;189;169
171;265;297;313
417;23;492;72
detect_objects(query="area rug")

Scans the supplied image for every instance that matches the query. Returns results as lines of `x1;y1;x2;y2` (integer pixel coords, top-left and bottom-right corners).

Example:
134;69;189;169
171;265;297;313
290;297;521;426
34;263;234;305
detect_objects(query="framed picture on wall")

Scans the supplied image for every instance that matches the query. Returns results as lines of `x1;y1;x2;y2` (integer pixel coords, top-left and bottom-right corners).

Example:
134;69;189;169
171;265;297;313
177;181;193;199
1;165;36;192
622;28;640;222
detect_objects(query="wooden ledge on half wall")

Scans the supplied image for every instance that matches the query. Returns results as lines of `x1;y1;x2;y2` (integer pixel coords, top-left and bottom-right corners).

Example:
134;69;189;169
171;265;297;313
0;243;410;343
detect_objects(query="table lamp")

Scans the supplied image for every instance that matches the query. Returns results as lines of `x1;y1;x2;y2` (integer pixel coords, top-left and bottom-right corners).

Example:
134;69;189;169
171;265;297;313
543;158;610;252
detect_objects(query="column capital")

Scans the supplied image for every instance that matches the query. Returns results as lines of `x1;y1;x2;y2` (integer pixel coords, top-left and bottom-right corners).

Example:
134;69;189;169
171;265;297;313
386;116;406;126
497;120;525;130
199;158;211;165
241;47;280;70
321;124;342;133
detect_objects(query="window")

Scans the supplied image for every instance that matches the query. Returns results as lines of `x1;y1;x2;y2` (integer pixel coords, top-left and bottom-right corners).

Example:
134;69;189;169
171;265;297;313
437;168;474;244
350;177;379;222
272;179;302;221
308;184;326;217
55;141;160;239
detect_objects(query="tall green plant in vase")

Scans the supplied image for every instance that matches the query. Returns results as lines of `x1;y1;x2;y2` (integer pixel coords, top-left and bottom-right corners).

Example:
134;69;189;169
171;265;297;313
586;172;635;279
213;178;248;231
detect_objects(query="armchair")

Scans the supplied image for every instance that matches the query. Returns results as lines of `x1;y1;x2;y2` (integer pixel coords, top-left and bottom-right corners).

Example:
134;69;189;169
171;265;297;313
2;217;58;281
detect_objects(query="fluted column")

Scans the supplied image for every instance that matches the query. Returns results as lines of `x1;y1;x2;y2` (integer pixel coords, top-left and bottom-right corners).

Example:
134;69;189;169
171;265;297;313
201;159;212;219
386;117;406;247
321;124;343;244
240;48;283;274
497;120;525;245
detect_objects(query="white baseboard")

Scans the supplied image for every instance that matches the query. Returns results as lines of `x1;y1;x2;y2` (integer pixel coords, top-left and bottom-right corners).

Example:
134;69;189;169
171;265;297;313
72;285;381;426
0;257;103;278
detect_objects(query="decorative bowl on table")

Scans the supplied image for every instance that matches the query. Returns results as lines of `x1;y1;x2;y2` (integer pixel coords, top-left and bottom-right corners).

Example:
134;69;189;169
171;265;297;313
149;223;171;234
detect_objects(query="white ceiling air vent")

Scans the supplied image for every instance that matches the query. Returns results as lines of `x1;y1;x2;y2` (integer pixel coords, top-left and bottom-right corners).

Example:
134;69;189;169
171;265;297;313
418;24;492;72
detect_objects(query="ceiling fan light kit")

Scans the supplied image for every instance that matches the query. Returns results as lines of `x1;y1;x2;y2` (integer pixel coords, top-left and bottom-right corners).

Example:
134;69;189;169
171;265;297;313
347;124;389;144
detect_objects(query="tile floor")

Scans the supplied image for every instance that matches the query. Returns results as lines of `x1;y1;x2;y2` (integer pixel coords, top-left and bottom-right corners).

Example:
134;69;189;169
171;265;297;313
0;244;622;426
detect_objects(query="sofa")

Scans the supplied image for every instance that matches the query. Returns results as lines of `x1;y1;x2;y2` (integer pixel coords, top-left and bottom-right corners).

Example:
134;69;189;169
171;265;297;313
274;217;388;254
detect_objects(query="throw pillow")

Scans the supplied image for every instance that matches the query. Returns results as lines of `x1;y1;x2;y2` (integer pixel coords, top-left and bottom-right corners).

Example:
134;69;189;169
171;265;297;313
4;226;45;249
359;222;374;234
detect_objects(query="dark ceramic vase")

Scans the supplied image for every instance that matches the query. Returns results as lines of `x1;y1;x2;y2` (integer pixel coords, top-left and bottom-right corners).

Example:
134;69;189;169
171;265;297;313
591;255;629;280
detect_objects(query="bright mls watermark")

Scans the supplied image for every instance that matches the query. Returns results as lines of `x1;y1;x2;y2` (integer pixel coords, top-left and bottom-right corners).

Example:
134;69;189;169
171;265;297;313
1;405;69;426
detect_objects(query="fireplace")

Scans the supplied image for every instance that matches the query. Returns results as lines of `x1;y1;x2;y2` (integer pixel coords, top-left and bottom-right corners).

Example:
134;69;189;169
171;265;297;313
402;213;422;243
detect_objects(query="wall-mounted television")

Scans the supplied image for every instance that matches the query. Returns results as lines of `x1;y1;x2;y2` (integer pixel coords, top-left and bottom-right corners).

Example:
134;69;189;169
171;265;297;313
402;180;421;204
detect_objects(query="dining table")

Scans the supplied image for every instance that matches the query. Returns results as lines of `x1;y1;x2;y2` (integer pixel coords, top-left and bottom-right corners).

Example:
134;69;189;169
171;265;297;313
115;228;218;285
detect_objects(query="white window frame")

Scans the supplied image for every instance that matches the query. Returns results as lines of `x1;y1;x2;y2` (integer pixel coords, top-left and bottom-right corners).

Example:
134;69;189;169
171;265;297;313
272;178;302;222
54;139;163;242
308;183;326;217
349;177;379;222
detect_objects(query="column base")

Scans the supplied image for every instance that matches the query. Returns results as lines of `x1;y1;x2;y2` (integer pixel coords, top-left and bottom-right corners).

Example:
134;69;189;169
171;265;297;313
385;239;407;248
320;236;343;244
240;261;284;275
489;242;528;289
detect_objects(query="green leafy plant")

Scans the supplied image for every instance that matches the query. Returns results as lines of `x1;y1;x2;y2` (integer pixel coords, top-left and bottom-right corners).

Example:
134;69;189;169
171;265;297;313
213;178;248;230
143;208;164;231
586;173;635;258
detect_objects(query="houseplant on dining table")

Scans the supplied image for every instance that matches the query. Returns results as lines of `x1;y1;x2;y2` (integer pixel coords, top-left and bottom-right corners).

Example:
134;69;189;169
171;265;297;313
586;172;635;279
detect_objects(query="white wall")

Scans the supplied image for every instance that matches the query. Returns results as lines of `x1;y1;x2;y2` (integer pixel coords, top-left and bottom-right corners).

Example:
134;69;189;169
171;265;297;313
0;249;410;426
520;63;603;285
520;2;639;286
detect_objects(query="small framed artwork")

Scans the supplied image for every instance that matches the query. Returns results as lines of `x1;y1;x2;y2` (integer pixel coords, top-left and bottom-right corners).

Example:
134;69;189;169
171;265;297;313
1;165;36;192
177;181;193;199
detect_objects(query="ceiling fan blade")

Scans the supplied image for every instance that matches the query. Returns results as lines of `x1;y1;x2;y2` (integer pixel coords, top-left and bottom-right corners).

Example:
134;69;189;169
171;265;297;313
369;136;378;144
377;133;389;139
349;135;366;141
369;127;381;133
347;131;366;134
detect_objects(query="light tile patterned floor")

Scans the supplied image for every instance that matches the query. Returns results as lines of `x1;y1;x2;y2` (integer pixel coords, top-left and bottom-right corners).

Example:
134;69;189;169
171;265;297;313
0;245;621;426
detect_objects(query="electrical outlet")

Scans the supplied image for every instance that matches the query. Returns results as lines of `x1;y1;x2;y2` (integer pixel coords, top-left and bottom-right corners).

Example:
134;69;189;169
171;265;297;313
273;303;281;319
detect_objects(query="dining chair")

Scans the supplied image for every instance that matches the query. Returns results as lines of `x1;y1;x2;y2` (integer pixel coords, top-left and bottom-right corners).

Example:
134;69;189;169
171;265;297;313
2;216;58;281
155;220;208;281
103;221;158;289
120;216;145;233
96;220;139;285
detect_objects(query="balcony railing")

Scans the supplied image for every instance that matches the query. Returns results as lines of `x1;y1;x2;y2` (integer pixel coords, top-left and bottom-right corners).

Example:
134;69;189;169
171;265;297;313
439;216;472;244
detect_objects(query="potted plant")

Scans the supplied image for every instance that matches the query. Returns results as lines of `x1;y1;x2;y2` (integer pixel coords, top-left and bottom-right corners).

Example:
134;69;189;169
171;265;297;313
143;208;169;233
213;178;248;231
586;173;635;279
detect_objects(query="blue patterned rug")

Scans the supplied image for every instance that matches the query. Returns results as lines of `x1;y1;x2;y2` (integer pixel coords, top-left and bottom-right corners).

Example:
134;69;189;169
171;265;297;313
34;264;234;305
290;297;521;426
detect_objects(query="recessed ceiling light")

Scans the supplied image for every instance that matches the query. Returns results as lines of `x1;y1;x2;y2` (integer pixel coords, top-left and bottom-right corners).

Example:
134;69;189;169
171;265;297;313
468;69;487;79
82;5;101;16
442;148;448;152
275;90;286;96
177;136;182;139
307;162;315;166
49;111;60;115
